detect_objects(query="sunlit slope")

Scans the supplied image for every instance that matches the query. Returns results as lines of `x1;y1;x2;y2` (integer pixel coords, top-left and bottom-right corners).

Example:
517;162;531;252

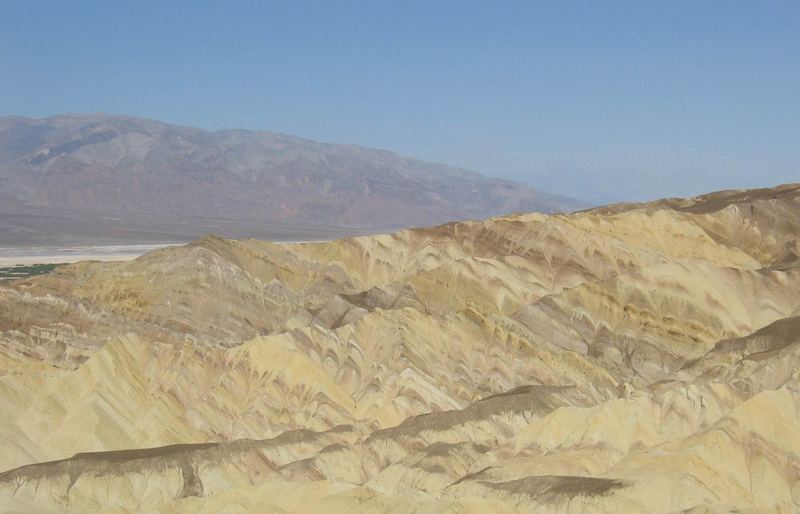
0;183;798;513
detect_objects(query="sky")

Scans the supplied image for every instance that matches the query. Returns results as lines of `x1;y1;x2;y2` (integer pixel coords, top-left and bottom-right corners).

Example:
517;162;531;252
1;0;798;204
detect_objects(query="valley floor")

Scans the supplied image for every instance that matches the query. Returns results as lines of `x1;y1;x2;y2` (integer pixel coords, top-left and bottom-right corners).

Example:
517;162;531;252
0;244;176;266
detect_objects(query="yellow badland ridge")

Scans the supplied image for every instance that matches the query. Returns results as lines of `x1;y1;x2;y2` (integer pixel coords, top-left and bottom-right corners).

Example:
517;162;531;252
1;183;799;513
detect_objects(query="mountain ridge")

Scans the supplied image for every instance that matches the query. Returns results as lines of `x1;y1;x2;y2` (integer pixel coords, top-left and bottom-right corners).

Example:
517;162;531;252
0;113;584;246
0;182;799;512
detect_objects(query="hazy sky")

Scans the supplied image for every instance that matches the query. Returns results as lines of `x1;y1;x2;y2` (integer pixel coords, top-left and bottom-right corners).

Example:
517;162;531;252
2;1;798;203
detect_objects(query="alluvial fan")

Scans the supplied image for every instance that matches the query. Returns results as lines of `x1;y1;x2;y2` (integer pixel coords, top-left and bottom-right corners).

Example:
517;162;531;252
1;183;799;513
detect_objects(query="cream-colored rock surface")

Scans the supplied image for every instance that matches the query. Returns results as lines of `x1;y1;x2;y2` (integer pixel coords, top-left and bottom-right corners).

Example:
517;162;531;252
1;183;799;513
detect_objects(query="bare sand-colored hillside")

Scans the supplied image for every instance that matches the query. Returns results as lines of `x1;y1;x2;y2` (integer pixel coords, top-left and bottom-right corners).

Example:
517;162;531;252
0;183;799;513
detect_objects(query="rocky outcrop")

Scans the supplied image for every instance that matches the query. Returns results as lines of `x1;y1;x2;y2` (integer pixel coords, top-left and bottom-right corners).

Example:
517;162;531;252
0;183;799;512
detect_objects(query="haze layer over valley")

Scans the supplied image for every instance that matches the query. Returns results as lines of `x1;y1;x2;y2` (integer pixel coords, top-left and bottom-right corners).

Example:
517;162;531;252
0;114;582;247
1;183;799;513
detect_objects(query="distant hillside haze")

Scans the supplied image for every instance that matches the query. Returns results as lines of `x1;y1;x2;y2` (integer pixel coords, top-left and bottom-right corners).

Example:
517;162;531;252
0;114;584;245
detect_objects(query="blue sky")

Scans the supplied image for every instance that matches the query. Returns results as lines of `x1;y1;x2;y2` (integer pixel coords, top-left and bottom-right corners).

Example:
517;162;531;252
1;1;798;203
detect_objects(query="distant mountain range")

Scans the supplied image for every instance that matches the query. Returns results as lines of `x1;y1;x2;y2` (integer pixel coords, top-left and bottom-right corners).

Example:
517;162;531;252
0;114;584;245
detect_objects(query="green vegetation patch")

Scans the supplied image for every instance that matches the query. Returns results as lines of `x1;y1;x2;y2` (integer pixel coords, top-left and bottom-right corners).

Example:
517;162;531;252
0;263;65;279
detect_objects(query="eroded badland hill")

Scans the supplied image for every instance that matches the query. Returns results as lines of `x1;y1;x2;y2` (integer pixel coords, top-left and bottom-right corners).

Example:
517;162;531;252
1;183;799;513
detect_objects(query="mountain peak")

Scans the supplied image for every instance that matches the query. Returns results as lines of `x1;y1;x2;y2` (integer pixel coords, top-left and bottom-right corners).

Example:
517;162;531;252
0;113;585;246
